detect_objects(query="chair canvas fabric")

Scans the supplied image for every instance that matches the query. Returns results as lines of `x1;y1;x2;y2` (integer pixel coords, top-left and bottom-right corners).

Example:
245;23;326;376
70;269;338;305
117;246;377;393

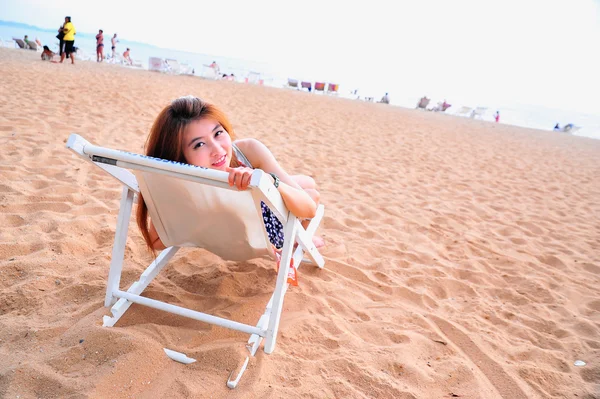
136;170;272;261
65;133;325;387
148;57;166;72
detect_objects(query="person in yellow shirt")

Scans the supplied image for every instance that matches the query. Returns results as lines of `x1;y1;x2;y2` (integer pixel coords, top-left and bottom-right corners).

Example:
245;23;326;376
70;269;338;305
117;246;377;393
60;16;76;64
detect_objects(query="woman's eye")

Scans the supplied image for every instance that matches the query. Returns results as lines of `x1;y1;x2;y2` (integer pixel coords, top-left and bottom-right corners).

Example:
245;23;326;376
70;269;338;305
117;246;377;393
215;130;224;137
193;142;204;149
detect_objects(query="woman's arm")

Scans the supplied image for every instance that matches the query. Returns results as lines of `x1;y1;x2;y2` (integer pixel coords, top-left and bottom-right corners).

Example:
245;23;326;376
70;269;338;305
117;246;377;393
149;220;166;250
235;139;317;219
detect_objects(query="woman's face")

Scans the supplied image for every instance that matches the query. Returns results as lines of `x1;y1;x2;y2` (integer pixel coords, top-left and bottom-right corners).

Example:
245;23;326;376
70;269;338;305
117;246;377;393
182;118;232;171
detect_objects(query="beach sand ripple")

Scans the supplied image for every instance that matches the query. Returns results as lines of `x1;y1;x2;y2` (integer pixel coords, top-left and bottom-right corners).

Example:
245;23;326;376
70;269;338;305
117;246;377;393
1;48;599;398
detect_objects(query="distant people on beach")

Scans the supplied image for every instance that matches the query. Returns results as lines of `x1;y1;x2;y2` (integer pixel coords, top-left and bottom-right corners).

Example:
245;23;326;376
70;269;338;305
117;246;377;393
96;29;104;62
554;123;576;133
23;35;35;50
379;93;390;104
111;33;119;58
432;100;452;112
56;22;65;58
123;48;132;65
60;16;76;64
23;35;39;50
210;60;220;76
494;110;500;123
41;45;55;61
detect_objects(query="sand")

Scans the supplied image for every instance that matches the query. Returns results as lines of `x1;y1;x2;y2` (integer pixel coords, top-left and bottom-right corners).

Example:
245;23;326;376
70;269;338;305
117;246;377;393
0;47;599;399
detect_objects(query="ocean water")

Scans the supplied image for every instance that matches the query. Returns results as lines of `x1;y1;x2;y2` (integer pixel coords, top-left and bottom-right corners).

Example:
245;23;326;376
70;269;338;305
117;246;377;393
2;24;599;141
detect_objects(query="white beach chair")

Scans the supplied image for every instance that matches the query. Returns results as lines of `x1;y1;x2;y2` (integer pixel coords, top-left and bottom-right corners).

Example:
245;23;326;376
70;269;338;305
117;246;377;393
470;107;487;119
285;78;299;89
25;40;41;52
12;38;27;49
131;59;143;68
165;59;181;74
179;63;194;75
65;134;325;388
453;106;473;117
0;39;16;48
148;57;167;72
246;71;261;84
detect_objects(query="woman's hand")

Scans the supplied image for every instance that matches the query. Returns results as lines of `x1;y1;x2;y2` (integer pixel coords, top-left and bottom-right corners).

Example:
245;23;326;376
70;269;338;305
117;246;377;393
225;166;254;190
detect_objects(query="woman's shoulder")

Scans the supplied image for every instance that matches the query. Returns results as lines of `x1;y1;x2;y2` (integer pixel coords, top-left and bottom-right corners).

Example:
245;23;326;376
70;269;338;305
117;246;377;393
233;138;274;167
233;138;262;153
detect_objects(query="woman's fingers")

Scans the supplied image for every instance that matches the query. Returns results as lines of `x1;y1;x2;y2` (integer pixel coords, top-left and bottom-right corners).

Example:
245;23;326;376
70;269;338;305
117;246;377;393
226;167;253;190
238;170;250;190
227;168;236;187
241;170;252;190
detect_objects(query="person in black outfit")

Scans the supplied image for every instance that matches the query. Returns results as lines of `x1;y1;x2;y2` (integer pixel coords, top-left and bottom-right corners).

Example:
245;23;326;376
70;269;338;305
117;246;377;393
57;22;66;58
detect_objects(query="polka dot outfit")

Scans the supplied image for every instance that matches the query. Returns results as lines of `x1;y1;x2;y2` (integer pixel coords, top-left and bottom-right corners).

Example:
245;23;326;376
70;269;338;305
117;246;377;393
261;201;284;249
232;143;285;248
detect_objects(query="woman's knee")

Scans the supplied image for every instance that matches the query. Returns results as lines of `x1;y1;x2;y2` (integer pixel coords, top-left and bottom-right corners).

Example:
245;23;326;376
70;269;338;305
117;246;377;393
305;188;320;204
292;174;317;190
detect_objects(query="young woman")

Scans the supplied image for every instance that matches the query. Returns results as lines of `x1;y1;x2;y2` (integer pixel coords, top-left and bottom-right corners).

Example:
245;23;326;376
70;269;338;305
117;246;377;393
137;95;324;252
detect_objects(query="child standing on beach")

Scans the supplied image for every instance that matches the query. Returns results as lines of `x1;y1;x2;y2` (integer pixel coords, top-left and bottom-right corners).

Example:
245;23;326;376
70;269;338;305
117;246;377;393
136;96;324;252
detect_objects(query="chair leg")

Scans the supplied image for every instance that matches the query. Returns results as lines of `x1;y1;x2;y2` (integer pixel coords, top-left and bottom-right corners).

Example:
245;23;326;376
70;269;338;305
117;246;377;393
104;186;135;307
263;213;298;354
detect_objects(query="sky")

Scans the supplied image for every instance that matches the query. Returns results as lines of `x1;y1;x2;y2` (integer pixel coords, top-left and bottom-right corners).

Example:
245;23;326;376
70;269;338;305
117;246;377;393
2;0;599;114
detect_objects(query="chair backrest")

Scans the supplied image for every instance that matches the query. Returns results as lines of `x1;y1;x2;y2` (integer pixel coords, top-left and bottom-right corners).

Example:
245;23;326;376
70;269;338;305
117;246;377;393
25;40;38;50
417;97;430;108
301;81;311;89
471;107;487;118
66;134;285;261
288;79;298;88
136;170;272;261
149;57;166;72
247;71;261;84
327;83;339;93
13;38;26;49
314;82;325;91
454;106;472;115
165;59;181;74
1;39;16;48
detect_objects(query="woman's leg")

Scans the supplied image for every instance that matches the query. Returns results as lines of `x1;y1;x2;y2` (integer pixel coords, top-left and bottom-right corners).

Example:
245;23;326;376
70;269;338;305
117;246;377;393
291;174;316;190
291;175;325;248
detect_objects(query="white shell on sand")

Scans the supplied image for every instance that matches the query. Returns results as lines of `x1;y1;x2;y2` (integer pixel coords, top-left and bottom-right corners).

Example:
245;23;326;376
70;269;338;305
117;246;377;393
574;360;586;367
163;348;196;364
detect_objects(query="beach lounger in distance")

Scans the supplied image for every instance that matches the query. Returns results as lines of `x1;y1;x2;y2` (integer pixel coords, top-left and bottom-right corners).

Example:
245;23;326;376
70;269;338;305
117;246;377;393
65;134;325;388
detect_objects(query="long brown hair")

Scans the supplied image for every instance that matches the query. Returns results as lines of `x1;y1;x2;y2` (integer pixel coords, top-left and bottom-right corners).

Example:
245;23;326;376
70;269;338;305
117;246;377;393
136;96;239;251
